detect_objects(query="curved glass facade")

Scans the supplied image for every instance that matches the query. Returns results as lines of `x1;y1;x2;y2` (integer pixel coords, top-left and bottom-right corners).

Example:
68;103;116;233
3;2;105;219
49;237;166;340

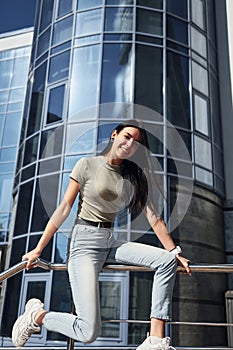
0;0;228;348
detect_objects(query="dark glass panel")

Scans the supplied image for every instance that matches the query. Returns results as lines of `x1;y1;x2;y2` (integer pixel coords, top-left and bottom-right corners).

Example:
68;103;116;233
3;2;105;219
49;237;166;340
13;181;34;236
58;0;73;18
23;134;39;166
52;16;73;46
137;0;163;9
167;15;188;45
1;237;26;336
21;164;36;182
100;43;133;104
167;51;190;128
210;75;221;147
39;126;64;159
38;157;61;175
167;0;187;19
136;34;162;45
104;33;132;41
48;50;70;83
136;8;163;36
37;28;51;57
167;40;189;54
31;174;59;232
46;85;65;124
105;7;133;32
27;62;47;136
39;0;54;33
47;270;71;341
135;45;163;115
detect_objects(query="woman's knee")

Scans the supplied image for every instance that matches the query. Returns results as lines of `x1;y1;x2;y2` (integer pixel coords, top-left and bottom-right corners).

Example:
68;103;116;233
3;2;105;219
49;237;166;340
73;318;100;343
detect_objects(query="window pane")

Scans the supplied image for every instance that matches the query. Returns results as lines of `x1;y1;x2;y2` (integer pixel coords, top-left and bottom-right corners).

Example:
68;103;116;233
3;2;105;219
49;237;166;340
191;0;205;30
195;166;213;186
2;112;21;146
40;0;54;32
58;0;73;17
0;147;17;161
137;0;163;9
167;51;190;128
137;9;163;36
13;181;33;235
194;135;212;170
69;45;100;119
191;26;207;58
77;0;103;11
0;60;14;89
0;174;13;211
100;43;133;104
46;85;65;124
135;45;163;115
40;126;64;159
192;61;209;96
194;94;209;136
23;135;39;166
167;0;187;19
37;28;51;57
65;123;95;154
76;9;102;37
52;16;73;46
0;91;9;105
105;7;133;32
8;88;25;102
48;50;70;83
27;62;47;136
31;175;59;231
167;15;188;45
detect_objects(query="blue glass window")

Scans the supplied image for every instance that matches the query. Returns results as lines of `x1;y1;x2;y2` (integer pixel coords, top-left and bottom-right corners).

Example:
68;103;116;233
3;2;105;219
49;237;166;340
46;85;65;124
167;51;190;128
40;0;54;33
167;15;188;45
0;174;13;211
137;0;163;10
48;50;70;83
37;28;51;57
57;0;73;18
69;45;100;119
0;60;14;90
136;8;163;36
105;7;133;32
100;43;133;105
52;16;73;46
135;45;163;115
167;0;187;19
65;123;95;154
76;9;102;37
2;112;21;147
77;0;103;11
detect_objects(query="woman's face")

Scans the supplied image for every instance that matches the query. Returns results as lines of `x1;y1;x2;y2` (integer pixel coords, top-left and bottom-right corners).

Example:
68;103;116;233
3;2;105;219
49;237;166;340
110;126;142;163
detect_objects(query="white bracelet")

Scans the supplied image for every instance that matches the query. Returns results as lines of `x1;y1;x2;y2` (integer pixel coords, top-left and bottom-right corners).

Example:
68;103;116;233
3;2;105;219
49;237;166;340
170;245;182;256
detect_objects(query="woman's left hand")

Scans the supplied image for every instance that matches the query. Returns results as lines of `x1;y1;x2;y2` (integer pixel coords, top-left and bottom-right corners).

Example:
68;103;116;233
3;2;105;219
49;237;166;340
176;255;191;275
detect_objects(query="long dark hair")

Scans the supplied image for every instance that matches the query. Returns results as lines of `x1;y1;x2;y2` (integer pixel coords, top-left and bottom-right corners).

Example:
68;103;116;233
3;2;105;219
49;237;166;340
101;119;154;216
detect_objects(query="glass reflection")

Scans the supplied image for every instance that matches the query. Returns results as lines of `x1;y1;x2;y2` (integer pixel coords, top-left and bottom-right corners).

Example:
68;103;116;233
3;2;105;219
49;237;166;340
48;50;70;83
137;8;163;36
100;43;133;105
66;123;95;154
76;9;102;37
52;16;73;46
69;45;100;118
167;15;188;45
77;0;102;11
105;7;133;32
57;0;73;17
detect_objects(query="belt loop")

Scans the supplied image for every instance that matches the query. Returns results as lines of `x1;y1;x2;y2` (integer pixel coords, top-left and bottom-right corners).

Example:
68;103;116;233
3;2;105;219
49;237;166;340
97;222;101;228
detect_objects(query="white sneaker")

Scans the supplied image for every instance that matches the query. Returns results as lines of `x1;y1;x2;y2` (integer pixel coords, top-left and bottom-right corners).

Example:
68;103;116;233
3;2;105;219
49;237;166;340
12;298;44;347
136;336;176;350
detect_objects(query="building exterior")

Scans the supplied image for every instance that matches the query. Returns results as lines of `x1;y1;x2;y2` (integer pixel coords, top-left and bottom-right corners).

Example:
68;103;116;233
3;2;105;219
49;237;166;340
0;0;233;348
0;27;33;295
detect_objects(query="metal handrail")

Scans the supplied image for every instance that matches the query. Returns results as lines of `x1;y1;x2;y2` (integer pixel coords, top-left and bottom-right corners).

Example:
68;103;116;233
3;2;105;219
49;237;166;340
1;259;233;283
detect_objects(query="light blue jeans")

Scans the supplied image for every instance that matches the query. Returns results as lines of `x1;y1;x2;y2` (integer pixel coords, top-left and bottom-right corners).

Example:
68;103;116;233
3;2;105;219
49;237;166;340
44;223;177;343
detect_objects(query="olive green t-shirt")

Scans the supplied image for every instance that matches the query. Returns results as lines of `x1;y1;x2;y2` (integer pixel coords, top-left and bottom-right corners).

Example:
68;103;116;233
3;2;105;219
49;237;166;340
70;156;126;222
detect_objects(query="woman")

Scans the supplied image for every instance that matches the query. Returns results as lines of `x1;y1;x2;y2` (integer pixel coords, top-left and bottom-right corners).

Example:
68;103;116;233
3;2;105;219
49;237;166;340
12;120;191;350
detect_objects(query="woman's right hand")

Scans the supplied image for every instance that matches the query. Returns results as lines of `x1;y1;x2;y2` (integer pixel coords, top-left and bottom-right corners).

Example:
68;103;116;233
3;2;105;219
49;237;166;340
22;248;42;270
